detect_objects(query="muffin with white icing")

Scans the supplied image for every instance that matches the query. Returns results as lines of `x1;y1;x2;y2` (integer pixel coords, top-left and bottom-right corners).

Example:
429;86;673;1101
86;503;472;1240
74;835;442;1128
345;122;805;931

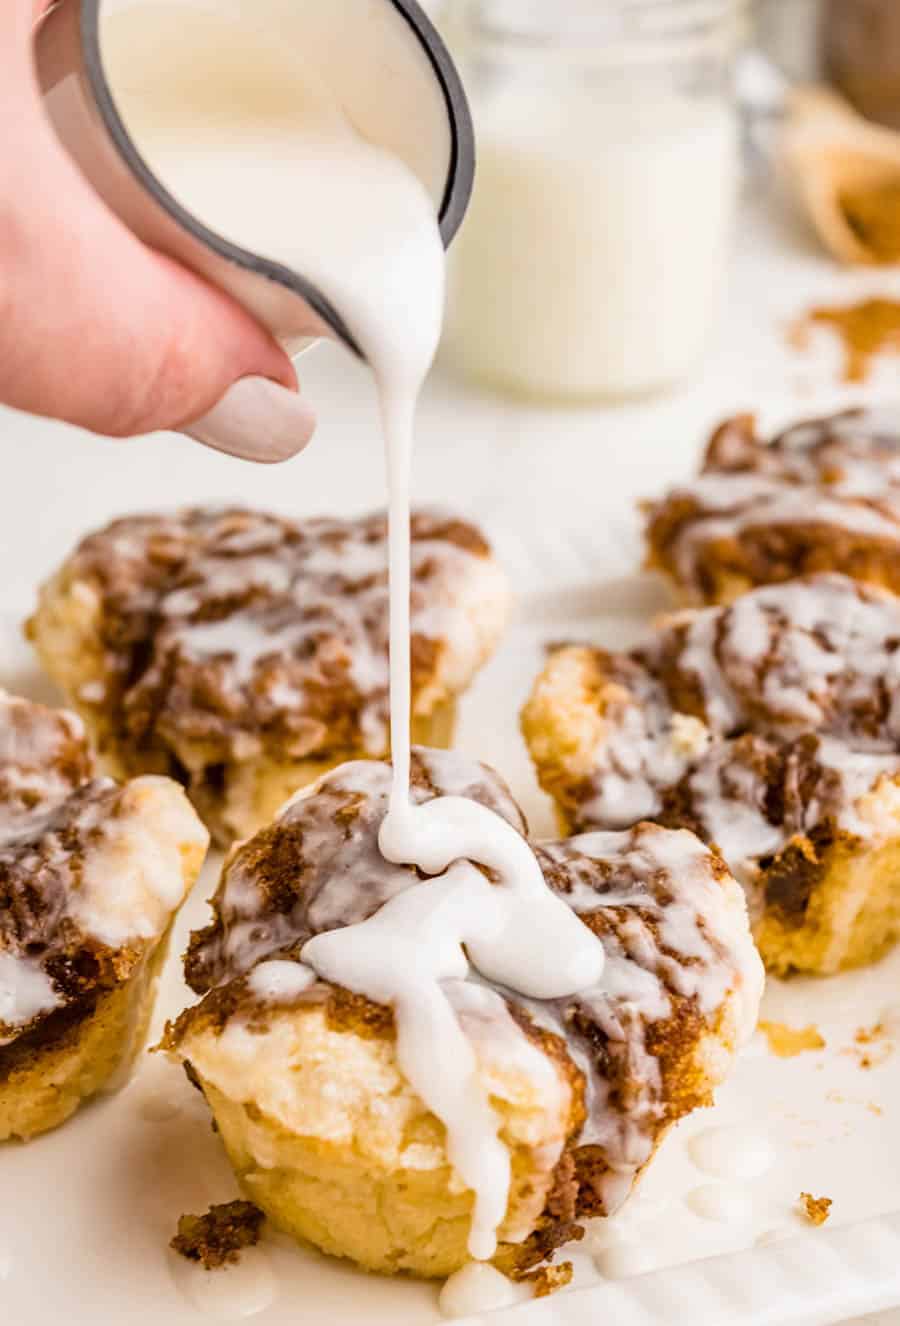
0;691;208;1141
645;409;900;605
523;574;900;976
27;506;510;846
163;748;762;1279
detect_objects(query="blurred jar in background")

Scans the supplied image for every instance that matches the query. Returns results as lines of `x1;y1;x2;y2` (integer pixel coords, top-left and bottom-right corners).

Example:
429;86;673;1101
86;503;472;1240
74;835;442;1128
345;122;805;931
443;0;745;403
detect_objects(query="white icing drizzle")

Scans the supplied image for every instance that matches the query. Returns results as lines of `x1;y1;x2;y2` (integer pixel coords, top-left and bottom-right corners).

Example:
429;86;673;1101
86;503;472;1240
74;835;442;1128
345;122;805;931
157;512;501;743
438;1262;524;1318
593;1241;657;1280
578;576;900;889
168;1243;277;1318
687;1125;775;1180
0;691;206;1041
685;1183;753;1224
186;754;761;1266
304;789;606;1258
0;952;59;1046
0;691;88;839
76;507;508;764
152;60;614;1261
656;409;900;588
528;826;762;1195
71;777;205;947
675;482;900;586
295;319;607;1259
247;960;316;1004
105;21;754;1268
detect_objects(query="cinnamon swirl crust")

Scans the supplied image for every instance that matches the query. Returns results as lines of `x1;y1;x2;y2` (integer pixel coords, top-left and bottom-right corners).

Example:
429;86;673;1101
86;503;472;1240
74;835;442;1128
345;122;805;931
0;691;207;1140
524;574;900;974
27;507;510;845
645;410;900;604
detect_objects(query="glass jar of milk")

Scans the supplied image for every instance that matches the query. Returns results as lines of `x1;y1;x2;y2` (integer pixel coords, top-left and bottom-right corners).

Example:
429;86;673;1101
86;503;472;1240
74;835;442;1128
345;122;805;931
444;0;744;402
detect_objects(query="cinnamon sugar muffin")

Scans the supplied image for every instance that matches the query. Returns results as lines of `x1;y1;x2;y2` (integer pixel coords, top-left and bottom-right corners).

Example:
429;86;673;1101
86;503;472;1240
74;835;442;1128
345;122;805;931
523;574;900;976
27;507;510;845
645;409;900;605
164;748;761;1278
0;691;207;1141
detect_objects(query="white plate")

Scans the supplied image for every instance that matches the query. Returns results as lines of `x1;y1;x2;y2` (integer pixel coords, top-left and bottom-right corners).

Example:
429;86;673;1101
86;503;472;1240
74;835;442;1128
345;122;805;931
4;573;900;1326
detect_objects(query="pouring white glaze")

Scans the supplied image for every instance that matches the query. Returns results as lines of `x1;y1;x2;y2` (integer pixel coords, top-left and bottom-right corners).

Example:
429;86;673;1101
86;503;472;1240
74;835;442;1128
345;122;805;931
103;1;605;1263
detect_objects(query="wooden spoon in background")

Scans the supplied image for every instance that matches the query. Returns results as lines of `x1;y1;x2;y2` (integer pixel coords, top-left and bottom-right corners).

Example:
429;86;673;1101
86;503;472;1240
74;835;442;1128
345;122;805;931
783;85;900;265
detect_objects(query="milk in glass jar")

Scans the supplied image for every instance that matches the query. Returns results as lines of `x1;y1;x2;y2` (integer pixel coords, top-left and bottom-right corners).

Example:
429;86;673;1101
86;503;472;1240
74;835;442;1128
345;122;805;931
444;0;744;402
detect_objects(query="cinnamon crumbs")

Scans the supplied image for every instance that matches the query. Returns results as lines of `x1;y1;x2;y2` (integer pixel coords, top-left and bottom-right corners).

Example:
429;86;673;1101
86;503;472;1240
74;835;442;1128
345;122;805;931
798;1193;832;1227
519;1262;574;1298
171;1201;265;1269
758;1021;826;1059
792;297;900;382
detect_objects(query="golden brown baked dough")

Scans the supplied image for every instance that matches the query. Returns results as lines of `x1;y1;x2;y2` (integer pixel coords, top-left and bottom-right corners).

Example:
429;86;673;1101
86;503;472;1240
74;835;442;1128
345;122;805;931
164;748;761;1278
0;691;208;1140
27;506;510;845
645;409;900;604
523;574;900;976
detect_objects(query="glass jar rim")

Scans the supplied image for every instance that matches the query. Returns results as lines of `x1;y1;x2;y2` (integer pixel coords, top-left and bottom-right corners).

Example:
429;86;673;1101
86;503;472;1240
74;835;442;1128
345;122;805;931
461;0;747;46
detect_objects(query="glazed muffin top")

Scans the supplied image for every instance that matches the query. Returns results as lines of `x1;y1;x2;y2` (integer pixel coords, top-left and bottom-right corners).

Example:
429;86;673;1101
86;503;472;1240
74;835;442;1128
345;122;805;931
645;409;900;599
32;507;510;767
523;575;900;889
0;692;207;1049
694;408;900;489
172;747;761;1220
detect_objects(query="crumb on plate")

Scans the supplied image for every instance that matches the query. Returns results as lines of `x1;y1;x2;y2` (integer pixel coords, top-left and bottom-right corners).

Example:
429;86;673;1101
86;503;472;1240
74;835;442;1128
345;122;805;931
799;1193;833;1226
518;1262;574;1298
170;1201;265;1270
847;1022;895;1070
759;1021;826;1058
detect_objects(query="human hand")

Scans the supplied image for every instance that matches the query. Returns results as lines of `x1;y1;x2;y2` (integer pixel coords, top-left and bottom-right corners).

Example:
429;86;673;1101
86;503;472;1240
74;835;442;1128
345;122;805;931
0;1;316;461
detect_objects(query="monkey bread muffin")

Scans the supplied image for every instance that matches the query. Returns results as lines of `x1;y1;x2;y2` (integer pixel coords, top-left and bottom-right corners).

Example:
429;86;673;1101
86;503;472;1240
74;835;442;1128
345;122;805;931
523;574;900;976
27;506;510;845
645;409;900;605
0;691;207;1141
164;748;762;1279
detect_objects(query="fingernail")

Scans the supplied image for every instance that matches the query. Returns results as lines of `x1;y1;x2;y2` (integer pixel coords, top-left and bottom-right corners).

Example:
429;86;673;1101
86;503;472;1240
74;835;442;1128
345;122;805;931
182;377;316;463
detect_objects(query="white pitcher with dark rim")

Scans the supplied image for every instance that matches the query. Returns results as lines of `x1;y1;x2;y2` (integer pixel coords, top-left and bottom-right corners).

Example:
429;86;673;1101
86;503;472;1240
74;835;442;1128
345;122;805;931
34;0;475;458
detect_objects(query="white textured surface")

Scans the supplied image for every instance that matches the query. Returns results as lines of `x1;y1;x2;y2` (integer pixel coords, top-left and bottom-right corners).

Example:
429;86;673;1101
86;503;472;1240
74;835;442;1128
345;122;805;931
2;179;900;1324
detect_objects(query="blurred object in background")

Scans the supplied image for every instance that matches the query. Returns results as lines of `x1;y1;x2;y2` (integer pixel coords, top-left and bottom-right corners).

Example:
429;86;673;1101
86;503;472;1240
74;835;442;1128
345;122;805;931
782;84;900;266
756;0;824;85
443;0;745;404
824;0;900;131
759;0;900;130
754;1;900;269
